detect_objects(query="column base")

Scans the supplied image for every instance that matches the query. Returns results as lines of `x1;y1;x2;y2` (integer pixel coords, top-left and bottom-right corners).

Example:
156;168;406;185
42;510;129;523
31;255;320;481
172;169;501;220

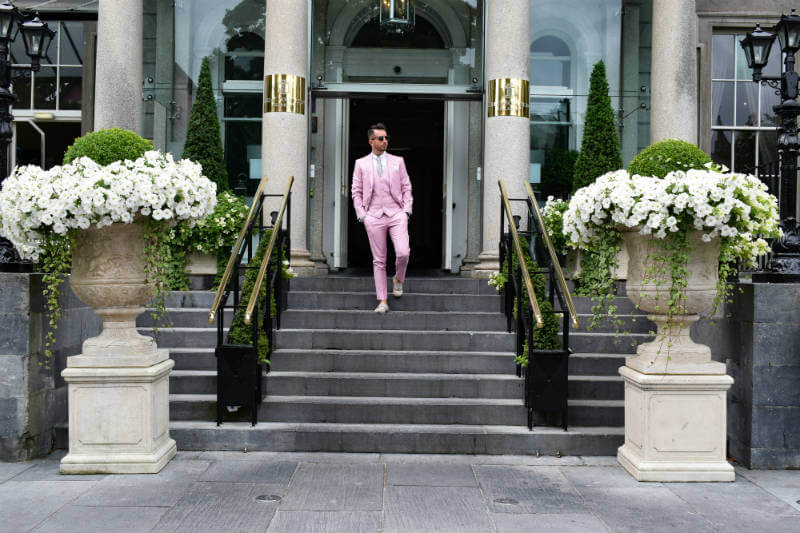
617;366;734;482
60;355;176;475
470;252;500;279
290;248;324;277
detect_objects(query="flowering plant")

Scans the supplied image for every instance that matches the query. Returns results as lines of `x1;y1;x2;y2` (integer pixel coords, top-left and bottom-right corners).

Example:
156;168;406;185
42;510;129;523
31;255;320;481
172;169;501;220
562;164;780;325
0;150;217;359
541;196;570;256
177;190;247;255
0;151;217;260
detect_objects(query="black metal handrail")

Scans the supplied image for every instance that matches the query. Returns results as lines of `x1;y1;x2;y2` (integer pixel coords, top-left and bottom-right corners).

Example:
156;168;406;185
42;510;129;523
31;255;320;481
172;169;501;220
208;176;293;426
498;179;574;431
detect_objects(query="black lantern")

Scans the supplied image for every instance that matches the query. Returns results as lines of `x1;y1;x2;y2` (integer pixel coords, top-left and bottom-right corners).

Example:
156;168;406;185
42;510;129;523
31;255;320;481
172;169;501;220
379;0;415;34
0;1;17;41
740;24;776;81
20;14;54;71
740;10;800;281
775;9;800;52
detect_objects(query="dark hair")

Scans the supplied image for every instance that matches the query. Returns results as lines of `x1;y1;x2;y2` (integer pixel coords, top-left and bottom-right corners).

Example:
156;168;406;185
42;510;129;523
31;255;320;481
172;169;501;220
368;122;388;139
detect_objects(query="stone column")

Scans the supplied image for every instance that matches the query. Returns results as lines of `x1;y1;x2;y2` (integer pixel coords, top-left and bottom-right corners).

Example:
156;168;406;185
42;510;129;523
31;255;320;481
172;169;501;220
650;0;697;144
262;0;316;275
94;0;143;133
473;0;530;278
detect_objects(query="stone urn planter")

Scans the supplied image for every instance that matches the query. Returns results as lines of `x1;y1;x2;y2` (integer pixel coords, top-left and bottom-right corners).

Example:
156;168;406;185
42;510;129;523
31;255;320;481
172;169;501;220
186;251;218;275
563;247;629;280
617;229;734;482
60;220;176;474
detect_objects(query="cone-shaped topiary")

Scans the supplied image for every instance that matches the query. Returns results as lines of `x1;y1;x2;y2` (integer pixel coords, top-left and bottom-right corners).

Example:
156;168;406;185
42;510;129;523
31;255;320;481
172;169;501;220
183;57;229;191
572;61;622;192
627;139;712;178
63;128;152;165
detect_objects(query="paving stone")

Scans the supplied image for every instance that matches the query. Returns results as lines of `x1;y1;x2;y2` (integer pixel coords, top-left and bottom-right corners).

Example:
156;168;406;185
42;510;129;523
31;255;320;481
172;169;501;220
667;478;800;531
198;451;381;464
577;487;717;533
200;460;297;483
474;465;586;514
491;512;610;533
265;510;382;533
0;480;98;532
279;463;383;511
735;468;800;488
579;456;620;466
73;476;197;508
384;485;494;533
11;459;107;482
559;465;652;488
385;462;477;486
0;460;34;483
152;482;282;533
30;504;167;533
380;453;583;466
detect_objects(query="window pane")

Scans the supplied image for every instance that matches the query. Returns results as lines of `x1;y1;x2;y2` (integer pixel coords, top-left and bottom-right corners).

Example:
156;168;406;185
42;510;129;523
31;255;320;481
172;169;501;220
12;73;31;110
224;121;261;195
760;83;780;127
59;66;82;109
531;97;569;122
711;130;732;169
224;94;262;118
732;130;756;171
735;34;755;80
9;34;27;65
531;58;570;87
712;34;734;79
736;81;758;126
60;22;84;65
33;67;57;109
711;81;734;126
757;130;779;195
763;37;782;78
531;123;570;152
224;55;264;81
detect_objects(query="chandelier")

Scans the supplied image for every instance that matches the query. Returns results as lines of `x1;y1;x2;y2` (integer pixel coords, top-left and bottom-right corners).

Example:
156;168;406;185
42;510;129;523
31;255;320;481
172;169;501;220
379;0;415;34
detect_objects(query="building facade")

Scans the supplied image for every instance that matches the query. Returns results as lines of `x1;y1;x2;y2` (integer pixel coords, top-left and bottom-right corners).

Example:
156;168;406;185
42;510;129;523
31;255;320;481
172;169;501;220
15;0;795;275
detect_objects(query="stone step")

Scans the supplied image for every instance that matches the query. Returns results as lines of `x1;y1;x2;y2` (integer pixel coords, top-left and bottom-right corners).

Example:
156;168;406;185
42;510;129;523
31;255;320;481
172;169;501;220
557;296;644;316
569;353;627;376
169;348;216;370
568;376;624;401
170;370;524;398
138;327;221;349
137;308;233;328
168;420;624;455
287;291;502;312
290;276;498;295
170;395;623;427
163;290;223;309
269;349;517;375
568;332;652;354
274;329;516;352
568;314;656;334
280;309;507;332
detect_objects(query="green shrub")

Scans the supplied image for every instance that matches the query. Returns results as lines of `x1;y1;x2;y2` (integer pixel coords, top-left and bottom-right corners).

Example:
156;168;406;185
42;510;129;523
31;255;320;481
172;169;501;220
627;139;711;178
63;128;153;165
572;61;622;192
182;56;229;191
541;148;579;192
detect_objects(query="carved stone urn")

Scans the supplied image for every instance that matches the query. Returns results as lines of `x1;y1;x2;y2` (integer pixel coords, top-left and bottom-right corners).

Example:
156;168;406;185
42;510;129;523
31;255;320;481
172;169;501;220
617;229;734;482
61;219;176;474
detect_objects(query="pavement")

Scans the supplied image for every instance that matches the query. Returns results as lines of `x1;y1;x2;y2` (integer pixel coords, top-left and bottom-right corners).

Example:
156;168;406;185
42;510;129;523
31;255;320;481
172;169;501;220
0;451;799;533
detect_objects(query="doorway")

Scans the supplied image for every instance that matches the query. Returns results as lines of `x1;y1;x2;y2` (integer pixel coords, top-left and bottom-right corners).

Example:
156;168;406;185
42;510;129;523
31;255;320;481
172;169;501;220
346;97;444;270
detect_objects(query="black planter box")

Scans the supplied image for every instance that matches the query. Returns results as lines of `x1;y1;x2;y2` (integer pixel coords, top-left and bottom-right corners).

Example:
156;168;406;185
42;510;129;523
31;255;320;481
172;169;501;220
216;344;262;426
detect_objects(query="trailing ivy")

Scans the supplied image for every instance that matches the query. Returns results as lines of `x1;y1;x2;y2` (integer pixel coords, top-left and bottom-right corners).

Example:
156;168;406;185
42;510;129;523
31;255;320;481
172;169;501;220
38;233;73;367
502;236;561;367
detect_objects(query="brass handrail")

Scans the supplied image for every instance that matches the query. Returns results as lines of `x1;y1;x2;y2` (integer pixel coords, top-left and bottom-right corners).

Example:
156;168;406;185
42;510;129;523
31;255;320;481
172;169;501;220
209;174;269;324
244;176;294;325
499;180;543;328
524;182;579;330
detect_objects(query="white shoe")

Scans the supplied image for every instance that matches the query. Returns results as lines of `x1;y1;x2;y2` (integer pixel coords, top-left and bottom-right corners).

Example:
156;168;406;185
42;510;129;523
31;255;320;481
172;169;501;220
392;278;403;298
374;302;389;314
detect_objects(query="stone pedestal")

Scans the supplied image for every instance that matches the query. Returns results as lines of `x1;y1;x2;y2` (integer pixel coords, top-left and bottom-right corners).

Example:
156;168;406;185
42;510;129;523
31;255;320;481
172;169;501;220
60;352;176;474
618;367;734;482
186;251;217;275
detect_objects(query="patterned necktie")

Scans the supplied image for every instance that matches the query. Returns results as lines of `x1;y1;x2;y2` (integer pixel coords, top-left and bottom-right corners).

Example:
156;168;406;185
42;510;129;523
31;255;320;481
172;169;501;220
376;156;383;177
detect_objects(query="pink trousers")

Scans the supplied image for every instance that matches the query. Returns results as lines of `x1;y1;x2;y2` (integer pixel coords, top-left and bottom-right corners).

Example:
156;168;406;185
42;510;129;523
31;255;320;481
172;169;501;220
363;211;410;300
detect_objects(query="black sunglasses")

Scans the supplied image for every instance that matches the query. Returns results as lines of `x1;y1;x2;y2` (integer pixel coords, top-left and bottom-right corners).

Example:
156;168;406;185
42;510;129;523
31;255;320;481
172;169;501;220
372;135;389;141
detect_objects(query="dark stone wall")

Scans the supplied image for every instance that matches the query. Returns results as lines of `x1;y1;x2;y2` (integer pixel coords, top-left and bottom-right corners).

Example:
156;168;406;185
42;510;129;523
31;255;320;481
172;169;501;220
0;273;100;462
694;282;800;469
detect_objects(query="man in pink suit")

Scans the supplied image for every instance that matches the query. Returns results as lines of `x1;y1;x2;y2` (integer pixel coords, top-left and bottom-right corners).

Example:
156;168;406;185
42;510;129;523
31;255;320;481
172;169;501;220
351;123;413;313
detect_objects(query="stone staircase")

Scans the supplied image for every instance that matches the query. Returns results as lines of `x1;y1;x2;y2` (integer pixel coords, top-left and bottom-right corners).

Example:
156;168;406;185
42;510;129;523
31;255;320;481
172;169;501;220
133;275;655;455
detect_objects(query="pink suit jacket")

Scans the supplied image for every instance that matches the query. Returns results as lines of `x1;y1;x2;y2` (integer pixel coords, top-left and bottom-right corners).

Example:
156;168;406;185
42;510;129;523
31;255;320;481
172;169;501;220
351;152;413;221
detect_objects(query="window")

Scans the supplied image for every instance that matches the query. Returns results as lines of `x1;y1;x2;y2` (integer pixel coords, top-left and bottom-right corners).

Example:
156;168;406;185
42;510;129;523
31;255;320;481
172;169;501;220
710;33;780;173
11;21;84;111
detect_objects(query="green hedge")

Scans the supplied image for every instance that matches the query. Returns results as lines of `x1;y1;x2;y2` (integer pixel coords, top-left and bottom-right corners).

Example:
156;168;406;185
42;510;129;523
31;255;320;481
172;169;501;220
627;139;711;178
63;128;153;165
